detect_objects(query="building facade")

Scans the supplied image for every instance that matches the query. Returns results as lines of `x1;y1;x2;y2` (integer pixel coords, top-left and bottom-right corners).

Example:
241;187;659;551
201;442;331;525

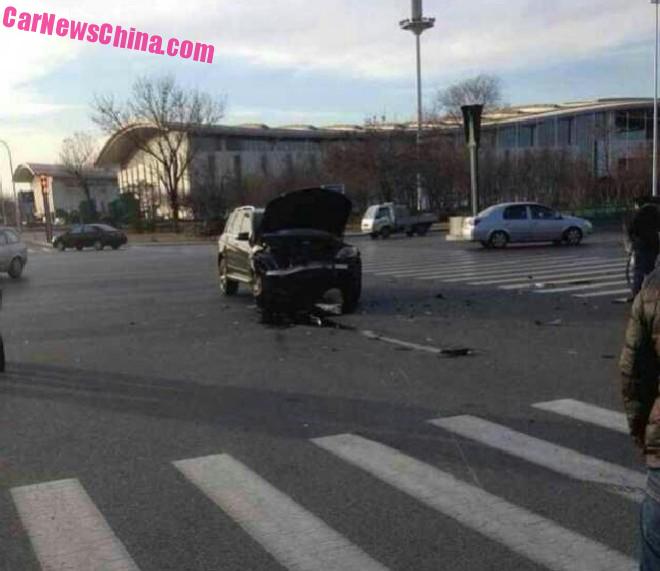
454;98;655;178
93;99;657;219
13;163;120;222
95;124;360;219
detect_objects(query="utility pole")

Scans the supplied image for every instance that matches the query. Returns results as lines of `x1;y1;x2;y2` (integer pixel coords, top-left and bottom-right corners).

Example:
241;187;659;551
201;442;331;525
0;139;20;231
40;175;53;243
400;0;435;211
462;105;484;217
0;179;5;225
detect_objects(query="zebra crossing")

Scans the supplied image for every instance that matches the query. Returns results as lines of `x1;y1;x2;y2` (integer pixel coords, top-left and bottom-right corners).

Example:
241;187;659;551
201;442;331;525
5;397;643;570
362;248;630;300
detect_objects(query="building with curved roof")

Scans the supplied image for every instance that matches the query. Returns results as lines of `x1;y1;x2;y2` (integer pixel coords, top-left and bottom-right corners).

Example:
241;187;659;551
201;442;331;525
92;98;657;219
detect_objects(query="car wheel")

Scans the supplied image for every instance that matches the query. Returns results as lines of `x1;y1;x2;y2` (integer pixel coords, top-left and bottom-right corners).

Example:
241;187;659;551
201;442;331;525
564;227;583;246
94;240;104;251
380;227;391;239
405;229;414;237
416;225;429;236
111;244;120;250
341;269;362;314
252;272;272;310
8;257;23;279
370;233;379;240
489;231;509;249
75;244;83;251
56;241;65;252
219;258;239;296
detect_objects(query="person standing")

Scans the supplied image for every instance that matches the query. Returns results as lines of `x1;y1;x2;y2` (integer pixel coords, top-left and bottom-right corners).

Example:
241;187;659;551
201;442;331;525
620;274;660;569
625;197;660;298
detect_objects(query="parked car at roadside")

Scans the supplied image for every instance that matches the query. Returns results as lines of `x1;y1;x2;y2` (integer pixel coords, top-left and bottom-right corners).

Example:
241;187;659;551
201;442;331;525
462;202;593;248
218;187;362;314
361;203;437;239
0;227;27;278
53;224;127;251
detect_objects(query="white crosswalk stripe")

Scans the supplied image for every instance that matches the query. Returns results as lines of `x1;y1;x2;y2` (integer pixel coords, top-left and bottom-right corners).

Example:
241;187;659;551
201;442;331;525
362;247;629;299
7;398;642;569
533;399;629;433
313;433;636;571
429;415;644;501
174;454;389;571
11;478;141;571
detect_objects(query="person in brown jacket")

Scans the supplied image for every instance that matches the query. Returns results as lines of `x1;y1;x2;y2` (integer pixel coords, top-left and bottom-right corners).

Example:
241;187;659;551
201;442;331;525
620;270;660;568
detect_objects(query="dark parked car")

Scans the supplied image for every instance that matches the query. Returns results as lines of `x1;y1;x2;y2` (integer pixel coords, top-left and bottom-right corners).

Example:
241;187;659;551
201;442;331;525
217;187;362;313
53;224;127;251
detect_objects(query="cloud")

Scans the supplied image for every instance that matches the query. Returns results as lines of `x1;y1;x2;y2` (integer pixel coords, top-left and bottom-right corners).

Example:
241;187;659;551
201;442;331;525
106;0;658;80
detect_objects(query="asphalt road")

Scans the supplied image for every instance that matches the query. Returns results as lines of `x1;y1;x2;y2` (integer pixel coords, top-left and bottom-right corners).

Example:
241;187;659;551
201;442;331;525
0;232;644;570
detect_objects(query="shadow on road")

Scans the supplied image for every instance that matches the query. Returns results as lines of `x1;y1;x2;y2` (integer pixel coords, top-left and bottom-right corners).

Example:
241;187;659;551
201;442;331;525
0;362;439;439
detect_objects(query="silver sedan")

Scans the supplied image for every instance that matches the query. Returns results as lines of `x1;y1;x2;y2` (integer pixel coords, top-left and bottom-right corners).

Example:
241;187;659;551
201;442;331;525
462;203;593;248
0;227;28;278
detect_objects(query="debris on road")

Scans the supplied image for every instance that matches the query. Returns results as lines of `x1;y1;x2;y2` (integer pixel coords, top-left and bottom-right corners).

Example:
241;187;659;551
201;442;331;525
534;319;563;327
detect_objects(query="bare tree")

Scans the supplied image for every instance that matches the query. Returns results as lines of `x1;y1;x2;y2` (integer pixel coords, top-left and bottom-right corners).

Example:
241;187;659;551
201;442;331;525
432;74;503;123
60;132;98;218
92;75;225;230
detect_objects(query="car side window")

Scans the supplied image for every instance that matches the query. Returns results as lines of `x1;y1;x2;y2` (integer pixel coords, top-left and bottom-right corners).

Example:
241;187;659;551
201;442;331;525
377;207;389;219
4;230;19;244
70;226;83;235
503;205;528;220
239;212;252;236
530;205;554;220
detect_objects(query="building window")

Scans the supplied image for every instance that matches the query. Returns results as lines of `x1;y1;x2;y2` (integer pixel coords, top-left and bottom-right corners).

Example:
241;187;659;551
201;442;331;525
207;154;217;185
558;118;574;146
233;155;242;182
518;125;535;148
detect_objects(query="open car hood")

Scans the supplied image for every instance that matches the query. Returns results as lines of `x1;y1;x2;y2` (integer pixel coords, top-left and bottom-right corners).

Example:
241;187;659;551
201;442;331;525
260;187;352;237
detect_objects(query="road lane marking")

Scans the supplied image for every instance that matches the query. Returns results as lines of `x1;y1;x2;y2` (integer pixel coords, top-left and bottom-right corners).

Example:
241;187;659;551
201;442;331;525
533;399;628;433
366;255;589;275
174;454;388;571
434;259;620;282
429;415;643;501
497;268;627;289
378;256;605;278
534;280;627;294
470;263;625;285
575;288;631;298
312;434;635;571
11;478;140;571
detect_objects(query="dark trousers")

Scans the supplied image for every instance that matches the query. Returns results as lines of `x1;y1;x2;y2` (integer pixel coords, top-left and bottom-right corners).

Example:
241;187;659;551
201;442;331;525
633;249;658;297
642;471;660;570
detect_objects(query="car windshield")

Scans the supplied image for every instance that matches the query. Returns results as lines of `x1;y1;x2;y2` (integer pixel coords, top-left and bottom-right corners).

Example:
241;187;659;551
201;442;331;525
3;6;618;571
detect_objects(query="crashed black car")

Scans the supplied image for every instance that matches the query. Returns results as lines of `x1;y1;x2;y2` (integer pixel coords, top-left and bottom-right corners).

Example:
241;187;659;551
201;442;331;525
217;187;361;313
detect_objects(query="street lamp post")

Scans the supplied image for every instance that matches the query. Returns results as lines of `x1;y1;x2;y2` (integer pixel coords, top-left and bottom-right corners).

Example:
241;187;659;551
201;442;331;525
653;1;660;197
400;0;435;212
0;139;21;231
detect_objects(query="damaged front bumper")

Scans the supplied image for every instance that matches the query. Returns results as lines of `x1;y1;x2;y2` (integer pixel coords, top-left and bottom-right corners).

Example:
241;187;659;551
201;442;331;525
258;262;358;307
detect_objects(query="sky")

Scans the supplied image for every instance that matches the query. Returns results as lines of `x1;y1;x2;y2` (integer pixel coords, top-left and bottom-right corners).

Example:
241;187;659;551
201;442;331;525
0;0;657;190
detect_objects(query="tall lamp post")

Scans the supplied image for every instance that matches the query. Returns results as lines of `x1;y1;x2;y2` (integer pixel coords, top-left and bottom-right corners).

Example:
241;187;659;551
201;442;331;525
0;139;21;231
653;0;659;197
400;0;435;212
